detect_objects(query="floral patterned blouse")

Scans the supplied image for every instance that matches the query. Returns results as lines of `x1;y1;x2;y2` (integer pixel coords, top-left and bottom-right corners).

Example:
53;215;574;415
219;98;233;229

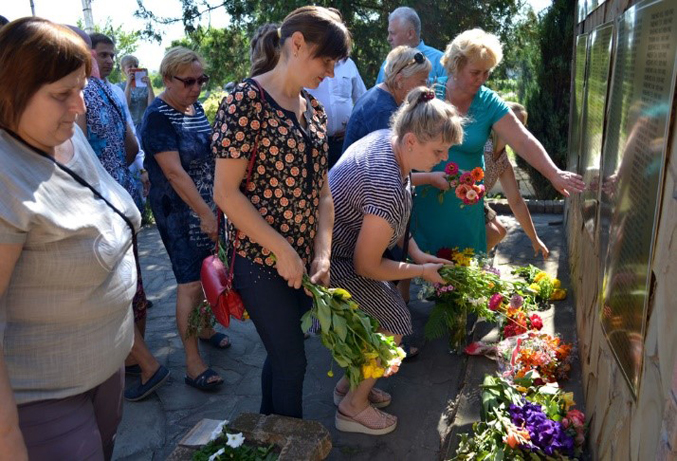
211;78;329;267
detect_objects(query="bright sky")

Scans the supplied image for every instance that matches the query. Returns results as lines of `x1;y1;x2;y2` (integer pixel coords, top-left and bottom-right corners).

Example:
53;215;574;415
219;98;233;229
4;0;552;74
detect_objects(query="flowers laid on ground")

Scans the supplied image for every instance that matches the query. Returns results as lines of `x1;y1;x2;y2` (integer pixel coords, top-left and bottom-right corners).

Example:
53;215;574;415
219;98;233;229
420;249;503;351
421;248;569;351
465;332;574;384
193;420;278;461
438;161;486;206
301;276;406;389
452;375;586;460
513;264;567;304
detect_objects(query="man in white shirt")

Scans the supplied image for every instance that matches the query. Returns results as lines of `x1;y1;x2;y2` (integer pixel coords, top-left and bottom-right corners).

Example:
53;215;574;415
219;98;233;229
306;58;367;168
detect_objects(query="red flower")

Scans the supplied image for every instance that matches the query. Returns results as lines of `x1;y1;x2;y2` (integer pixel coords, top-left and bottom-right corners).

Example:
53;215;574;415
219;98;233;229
503;322;527;338
459;171;474;185
444;162;459;176
436;247;453;260
530;314;543;330
488;293;504;311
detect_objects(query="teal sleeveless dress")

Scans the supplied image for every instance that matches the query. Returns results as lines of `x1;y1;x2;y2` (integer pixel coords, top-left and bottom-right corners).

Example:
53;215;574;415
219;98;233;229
411;78;509;255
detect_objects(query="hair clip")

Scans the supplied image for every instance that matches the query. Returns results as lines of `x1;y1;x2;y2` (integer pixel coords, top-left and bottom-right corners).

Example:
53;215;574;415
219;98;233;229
277;28;282;39
420;91;435;102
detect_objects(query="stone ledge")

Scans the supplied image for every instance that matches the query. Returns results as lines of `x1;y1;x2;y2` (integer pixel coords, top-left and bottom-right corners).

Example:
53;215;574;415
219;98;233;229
486;198;565;215
167;413;332;461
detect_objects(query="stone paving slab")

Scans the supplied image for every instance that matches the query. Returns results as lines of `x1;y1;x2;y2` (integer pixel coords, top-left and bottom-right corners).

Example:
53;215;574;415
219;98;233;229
113;214;580;460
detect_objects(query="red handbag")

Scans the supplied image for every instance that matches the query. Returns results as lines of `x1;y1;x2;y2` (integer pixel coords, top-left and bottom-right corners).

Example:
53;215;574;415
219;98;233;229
200;79;264;327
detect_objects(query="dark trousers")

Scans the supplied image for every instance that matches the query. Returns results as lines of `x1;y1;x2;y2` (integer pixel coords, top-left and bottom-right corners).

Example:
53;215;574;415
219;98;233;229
234;257;311;418
328;135;345;169
17;367;124;461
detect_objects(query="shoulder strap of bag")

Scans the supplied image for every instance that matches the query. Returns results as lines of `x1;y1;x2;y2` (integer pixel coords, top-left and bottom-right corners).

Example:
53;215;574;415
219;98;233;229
4;129;137;237
401;173;413;261
220;79;267;278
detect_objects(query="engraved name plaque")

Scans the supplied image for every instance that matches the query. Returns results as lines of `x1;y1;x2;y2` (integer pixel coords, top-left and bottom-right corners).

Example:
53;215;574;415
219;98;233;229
598;0;677;396
569;34;589;174
579;23;614;240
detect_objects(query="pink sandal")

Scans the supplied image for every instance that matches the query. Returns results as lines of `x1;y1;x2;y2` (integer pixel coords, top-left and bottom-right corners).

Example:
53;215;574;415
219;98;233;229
333;386;391;408
335;405;398;435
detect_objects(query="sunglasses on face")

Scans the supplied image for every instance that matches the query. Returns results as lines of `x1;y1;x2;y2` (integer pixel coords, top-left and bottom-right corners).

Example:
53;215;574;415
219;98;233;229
398;52;425;75
173;74;210;88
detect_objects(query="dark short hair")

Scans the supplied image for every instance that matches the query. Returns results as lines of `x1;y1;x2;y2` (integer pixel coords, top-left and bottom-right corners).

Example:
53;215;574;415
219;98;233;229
90;32;114;49
0;15;9;27
0;17;92;130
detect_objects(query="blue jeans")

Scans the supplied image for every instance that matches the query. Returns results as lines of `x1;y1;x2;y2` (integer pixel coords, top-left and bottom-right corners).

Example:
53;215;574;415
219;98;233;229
233;256;311;418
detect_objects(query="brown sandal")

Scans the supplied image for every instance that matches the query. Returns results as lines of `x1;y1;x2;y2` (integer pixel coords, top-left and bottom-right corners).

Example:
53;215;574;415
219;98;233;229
335;405;398;435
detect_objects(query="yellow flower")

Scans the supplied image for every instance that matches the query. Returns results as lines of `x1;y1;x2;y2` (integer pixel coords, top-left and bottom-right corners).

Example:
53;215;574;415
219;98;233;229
534;272;548;282
551;289;567;300
516;386;528;393
243;310;250;320
529;283;540;292
332;288;352;300
362;363;378;379
327;370;334;378
553;278;562;288
372;367;385;378
563;392;575;411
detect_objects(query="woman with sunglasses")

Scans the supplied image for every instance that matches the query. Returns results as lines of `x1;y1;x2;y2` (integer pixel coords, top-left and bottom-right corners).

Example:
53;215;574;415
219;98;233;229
342;46;429;152
140;47;229;392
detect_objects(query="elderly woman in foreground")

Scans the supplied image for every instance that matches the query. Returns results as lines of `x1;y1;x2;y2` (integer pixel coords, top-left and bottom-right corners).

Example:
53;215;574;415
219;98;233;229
329;87;463;435
0;18;139;459
412;28;584;255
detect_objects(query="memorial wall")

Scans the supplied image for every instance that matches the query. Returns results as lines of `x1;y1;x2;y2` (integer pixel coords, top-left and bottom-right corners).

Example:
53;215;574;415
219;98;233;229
567;0;677;459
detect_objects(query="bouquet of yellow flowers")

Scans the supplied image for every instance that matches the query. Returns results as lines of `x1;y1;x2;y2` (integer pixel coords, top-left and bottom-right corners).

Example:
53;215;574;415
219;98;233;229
512;265;567;304
301;276;405;389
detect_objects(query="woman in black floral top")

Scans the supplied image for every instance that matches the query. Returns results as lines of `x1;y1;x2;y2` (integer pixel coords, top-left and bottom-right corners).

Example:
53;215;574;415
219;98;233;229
212;6;351;418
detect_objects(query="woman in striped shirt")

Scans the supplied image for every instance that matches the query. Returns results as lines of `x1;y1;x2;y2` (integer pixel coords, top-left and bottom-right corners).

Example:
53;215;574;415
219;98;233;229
329;86;464;435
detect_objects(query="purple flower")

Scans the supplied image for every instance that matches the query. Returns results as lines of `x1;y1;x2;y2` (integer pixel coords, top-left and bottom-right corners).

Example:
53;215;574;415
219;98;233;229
509;401;575;456
483;266;501;277
510;294;524;309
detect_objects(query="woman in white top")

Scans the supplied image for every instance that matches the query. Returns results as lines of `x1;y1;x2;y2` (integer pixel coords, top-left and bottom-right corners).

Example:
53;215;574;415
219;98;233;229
0;18;139;460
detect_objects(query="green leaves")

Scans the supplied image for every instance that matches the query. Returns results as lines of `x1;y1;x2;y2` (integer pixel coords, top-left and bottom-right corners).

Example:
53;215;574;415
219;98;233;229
301;275;403;390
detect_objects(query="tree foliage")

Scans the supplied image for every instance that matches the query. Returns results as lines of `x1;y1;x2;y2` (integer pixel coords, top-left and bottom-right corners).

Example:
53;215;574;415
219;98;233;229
520;0;574;199
170;25;250;90
135;0;525;87
77;18;141;84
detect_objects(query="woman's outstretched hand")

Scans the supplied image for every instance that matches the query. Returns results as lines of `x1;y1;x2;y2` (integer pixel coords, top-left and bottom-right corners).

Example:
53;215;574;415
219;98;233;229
549;169;585;197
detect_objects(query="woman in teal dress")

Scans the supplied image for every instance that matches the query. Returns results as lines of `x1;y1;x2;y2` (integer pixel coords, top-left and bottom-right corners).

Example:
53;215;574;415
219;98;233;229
412;28;585;255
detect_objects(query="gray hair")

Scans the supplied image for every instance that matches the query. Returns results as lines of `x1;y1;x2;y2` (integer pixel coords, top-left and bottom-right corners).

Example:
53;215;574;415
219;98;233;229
388;6;420;39
384;46;431;88
120;55;139;68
